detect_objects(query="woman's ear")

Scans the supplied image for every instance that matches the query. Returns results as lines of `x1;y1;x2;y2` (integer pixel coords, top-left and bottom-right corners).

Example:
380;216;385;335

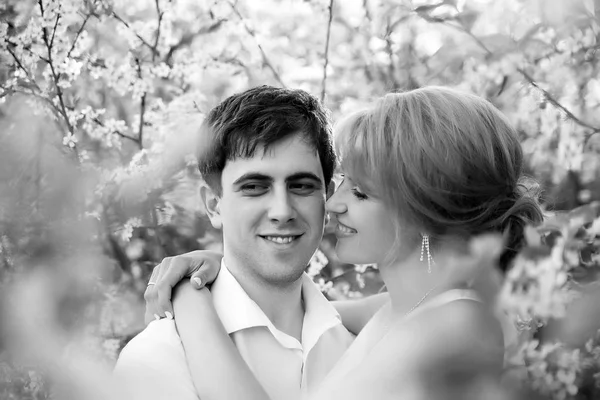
200;184;222;229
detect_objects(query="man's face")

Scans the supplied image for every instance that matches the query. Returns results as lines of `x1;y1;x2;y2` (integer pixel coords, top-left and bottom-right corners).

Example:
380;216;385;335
208;134;327;286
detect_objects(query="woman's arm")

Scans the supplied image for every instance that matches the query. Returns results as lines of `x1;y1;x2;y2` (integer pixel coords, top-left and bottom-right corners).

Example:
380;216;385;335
147;249;388;335
332;292;389;335
172;282;272;400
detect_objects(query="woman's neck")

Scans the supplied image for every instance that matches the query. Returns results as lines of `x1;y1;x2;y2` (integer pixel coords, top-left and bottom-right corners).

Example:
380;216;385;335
379;251;460;317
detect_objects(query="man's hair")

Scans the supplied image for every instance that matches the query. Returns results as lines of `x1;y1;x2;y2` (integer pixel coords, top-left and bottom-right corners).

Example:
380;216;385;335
335;86;543;272
197;85;336;194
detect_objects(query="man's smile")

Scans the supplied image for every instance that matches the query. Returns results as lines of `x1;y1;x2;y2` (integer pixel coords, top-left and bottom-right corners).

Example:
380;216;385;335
258;233;304;245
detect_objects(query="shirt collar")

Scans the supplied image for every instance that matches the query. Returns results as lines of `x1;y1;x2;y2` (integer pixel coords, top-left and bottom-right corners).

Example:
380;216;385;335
211;260;343;351
211;260;272;335
299;272;344;353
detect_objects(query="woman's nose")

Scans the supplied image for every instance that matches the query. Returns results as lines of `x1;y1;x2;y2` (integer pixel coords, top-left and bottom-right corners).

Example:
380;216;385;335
325;189;347;214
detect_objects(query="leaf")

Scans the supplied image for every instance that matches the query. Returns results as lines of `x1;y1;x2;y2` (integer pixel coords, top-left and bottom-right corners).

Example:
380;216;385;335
455;10;479;31
569;203;600;226
418;13;447;23
414;3;445;14
535;0;595;28
518;23;544;45
478;33;517;55
525;225;542;246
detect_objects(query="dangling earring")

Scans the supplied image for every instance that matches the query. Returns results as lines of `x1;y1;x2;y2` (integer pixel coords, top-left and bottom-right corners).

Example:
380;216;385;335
419;234;434;274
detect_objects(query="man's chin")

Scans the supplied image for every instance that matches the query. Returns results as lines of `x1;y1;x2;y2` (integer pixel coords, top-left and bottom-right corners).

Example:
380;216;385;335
264;270;306;287
257;257;310;283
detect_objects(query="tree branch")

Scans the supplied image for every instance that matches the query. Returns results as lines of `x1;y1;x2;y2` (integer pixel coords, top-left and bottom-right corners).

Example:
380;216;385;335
91;117;141;145
49;11;60;48
67;12;92;58
383;17;402;89
362;0;372;23
518;69;600;132
38;0;76;144
111;11;160;58
419;14;600;143
153;0;163;60
137;94;146;150
5;38;50;63
321;0;335;103
135;58;146;150
6;46;35;83
227;0;285;87
133;0;164;150
164;20;225;66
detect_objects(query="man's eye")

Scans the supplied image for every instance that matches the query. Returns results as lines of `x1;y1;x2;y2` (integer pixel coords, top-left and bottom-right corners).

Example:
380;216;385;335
241;184;269;195
289;183;317;195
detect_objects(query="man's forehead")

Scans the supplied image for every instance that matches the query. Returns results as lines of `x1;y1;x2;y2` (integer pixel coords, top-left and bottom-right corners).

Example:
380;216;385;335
223;135;324;180
225;155;323;180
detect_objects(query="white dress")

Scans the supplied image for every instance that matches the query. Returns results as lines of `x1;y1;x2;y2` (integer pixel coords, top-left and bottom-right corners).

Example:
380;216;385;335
310;289;483;400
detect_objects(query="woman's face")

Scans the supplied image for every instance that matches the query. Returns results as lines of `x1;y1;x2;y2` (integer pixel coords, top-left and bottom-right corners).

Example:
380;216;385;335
326;174;398;265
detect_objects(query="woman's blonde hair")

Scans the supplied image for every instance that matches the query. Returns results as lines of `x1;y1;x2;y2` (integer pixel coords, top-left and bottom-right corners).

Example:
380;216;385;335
335;86;542;271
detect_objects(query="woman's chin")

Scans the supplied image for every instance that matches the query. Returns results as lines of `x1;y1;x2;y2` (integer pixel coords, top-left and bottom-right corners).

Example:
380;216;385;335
334;247;372;265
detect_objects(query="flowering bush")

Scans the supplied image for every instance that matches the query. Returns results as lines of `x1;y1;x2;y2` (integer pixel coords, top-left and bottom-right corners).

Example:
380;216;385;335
1;0;600;399
499;202;600;399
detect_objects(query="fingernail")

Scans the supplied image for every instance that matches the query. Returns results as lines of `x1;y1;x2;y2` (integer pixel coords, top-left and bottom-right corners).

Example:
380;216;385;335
165;311;173;320
154;314;160;321
193;277;202;287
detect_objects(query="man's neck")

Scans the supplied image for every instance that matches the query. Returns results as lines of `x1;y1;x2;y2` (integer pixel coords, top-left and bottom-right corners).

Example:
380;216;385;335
223;257;305;342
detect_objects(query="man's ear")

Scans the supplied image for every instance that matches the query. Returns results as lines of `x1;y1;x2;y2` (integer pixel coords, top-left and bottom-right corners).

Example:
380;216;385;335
200;184;222;229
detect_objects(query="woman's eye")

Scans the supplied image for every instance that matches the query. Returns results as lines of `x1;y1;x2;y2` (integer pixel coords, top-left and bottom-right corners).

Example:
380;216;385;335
351;187;368;200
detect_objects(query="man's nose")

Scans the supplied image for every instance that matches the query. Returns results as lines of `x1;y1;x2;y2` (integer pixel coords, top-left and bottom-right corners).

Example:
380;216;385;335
268;190;297;223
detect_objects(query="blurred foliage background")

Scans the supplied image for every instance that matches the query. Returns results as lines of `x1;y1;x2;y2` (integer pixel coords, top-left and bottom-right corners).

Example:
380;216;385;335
1;0;600;398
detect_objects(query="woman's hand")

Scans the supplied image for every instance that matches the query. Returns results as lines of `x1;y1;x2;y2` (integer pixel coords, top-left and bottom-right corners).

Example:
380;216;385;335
144;250;223;324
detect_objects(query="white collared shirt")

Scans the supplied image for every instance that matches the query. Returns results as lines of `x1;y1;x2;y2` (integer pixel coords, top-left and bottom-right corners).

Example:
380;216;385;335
114;262;354;400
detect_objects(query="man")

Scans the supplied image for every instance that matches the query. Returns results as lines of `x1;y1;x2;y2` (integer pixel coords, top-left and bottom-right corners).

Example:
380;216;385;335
114;86;355;400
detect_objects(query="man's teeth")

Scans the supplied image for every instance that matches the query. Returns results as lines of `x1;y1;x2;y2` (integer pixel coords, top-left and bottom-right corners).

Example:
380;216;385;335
264;236;296;244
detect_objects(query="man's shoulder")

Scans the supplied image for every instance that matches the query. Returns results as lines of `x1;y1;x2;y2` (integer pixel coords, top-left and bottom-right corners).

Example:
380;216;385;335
114;320;198;399
116;319;185;368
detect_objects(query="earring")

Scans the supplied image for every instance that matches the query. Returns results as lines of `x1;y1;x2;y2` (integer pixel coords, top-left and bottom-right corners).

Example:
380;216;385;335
419;234;434;274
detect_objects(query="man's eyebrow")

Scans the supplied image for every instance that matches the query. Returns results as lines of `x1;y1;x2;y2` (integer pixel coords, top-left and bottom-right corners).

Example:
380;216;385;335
286;172;323;184
232;173;274;185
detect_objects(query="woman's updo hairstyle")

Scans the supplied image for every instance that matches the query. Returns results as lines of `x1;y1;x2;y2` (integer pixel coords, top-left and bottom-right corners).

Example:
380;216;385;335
334;86;543;272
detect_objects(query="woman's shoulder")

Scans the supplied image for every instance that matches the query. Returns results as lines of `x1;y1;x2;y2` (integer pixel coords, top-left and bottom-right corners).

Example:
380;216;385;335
390;289;504;359
425;291;504;361
424;288;482;308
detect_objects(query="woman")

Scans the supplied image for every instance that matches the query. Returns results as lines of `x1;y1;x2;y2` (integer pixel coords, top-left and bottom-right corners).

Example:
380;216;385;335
161;87;542;399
